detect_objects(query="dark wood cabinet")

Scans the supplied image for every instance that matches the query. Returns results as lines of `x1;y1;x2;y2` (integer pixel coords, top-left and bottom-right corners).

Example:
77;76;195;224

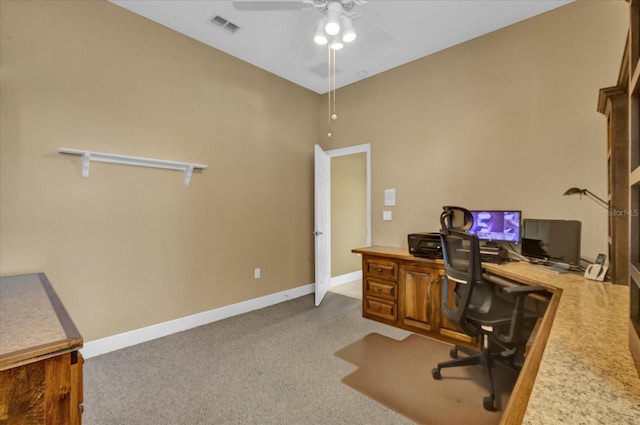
600;0;640;377
628;0;640;377
598;82;629;286
399;263;440;333
356;246;476;347
363;257;398;323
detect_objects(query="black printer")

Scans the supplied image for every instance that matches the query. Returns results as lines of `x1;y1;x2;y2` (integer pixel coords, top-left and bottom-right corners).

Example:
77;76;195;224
408;232;442;259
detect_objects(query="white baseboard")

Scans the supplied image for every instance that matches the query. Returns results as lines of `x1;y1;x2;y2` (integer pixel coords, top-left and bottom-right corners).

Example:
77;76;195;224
330;270;362;287
81;283;314;359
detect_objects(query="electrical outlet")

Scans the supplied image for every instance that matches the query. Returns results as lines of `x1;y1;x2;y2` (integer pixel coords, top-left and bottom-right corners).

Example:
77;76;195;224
254;268;261;279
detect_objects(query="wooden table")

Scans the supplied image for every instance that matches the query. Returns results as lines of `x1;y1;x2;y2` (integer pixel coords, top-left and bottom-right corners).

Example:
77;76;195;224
0;273;84;424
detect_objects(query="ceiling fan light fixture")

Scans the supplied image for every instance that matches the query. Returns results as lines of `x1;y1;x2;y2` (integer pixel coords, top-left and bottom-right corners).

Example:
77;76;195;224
341;16;356;43
314;33;328;45
330;39;344;50
313;19;328;45
325;20;340;36
325;2;342;35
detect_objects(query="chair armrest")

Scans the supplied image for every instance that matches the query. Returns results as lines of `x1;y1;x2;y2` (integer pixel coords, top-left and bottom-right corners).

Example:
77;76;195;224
502;285;547;296
485;276;547;345
483;272;547;296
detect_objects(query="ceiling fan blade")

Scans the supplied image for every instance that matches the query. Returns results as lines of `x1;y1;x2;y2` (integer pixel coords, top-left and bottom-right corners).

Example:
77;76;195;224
352;15;395;52
232;1;309;12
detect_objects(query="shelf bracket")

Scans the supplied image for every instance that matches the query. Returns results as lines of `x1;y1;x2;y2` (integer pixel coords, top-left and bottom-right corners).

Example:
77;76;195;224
82;152;91;179
184;165;194;187
58;148;207;187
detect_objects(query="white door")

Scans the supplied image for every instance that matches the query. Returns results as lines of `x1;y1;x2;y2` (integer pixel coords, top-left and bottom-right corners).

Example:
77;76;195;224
314;144;331;306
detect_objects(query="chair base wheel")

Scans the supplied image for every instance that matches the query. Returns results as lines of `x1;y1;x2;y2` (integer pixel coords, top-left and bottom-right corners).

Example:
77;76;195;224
483;396;496;411
431;368;442;380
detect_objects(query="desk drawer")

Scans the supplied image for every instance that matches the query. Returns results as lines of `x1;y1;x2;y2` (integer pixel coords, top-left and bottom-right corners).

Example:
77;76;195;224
365;259;398;281
365;278;397;301
365;297;397;321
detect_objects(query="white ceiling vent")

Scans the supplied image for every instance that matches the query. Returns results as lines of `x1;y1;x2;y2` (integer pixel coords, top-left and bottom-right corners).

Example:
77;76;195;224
211;15;240;33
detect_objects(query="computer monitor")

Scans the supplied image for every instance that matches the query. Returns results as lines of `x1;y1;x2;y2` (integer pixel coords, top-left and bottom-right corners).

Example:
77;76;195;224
468;210;522;244
521;219;581;266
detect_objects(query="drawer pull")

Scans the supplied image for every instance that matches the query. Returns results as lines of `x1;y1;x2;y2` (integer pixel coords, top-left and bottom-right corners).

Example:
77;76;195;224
377;287;382;292
377;268;383;272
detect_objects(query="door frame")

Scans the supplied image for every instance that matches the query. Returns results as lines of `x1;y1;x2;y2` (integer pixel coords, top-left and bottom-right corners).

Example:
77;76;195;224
314;142;371;306
325;143;371;248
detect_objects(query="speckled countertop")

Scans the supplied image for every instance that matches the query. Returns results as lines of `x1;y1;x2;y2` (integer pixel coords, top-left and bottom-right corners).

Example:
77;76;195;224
0;273;82;370
0;274;66;355
484;261;640;424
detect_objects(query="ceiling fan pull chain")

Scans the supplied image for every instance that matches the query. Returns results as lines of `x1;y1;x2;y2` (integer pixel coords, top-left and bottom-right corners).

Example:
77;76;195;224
332;47;337;120
328;44;331;126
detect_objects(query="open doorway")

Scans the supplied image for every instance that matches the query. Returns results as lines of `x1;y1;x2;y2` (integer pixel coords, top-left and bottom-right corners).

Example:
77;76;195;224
326;143;370;297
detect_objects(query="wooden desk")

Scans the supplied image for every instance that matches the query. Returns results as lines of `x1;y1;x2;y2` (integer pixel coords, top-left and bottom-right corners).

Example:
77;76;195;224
353;246;640;424
0;273;84;424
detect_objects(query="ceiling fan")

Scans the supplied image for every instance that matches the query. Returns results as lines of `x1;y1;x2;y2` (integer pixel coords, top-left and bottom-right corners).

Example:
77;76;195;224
232;1;376;130
232;0;370;50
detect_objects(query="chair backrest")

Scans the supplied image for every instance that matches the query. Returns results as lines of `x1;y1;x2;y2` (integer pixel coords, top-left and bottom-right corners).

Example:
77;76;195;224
440;205;474;233
439;207;493;336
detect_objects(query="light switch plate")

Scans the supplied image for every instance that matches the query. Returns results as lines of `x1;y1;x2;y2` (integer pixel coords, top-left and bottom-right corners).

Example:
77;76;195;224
383;211;392;221
384;189;396;206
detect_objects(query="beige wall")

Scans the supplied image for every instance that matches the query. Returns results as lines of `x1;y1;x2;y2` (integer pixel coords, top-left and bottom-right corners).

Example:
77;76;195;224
321;0;627;264
0;1;320;341
0;0;628;342
331;153;367;276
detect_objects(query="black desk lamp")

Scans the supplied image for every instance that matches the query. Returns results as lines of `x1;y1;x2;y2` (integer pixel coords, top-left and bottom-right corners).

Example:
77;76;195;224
563;187;609;209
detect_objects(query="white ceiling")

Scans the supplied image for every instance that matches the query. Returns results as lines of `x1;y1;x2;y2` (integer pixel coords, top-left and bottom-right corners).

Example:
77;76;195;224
110;0;572;94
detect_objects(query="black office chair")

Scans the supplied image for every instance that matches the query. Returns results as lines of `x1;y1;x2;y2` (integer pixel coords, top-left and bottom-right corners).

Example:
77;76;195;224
431;206;546;411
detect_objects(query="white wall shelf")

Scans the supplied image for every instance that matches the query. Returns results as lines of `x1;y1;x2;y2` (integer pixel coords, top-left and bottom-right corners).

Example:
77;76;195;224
58;148;207;187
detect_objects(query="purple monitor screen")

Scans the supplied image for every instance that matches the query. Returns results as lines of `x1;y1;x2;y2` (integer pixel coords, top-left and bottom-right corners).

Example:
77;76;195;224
468;210;521;244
